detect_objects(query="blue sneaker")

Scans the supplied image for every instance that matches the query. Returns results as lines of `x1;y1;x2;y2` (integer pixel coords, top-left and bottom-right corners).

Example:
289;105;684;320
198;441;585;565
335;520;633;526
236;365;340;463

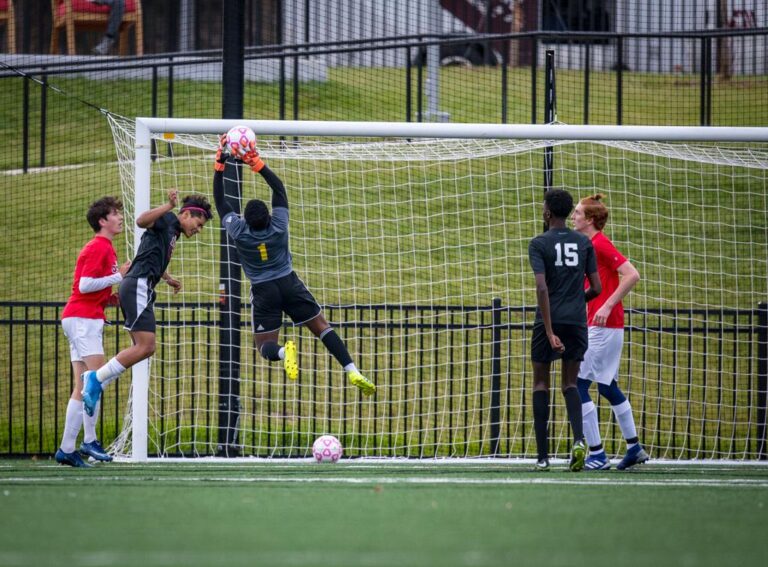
81;370;102;417
80;440;113;462
569;439;587;472
55;448;93;468
584;451;611;471
616;444;650;470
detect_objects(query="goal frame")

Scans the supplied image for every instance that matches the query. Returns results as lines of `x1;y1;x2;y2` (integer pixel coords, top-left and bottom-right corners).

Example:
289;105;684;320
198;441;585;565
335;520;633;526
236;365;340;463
131;118;768;462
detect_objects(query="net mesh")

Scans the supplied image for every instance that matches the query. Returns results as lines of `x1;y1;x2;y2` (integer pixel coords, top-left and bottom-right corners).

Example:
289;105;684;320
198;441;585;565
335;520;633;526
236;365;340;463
106;115;768;460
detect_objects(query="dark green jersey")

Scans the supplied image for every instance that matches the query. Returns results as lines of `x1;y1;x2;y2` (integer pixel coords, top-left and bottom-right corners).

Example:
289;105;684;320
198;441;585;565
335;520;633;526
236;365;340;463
528;227;597;325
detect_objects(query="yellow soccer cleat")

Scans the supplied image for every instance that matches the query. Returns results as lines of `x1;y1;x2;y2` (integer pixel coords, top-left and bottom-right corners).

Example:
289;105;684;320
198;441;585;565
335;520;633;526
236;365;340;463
283;340;298;380
348;370;375;396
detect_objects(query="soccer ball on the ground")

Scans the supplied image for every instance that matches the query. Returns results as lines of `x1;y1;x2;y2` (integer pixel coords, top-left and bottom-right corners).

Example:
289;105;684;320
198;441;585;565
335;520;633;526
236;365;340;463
225;125;256;157
312;435;343;463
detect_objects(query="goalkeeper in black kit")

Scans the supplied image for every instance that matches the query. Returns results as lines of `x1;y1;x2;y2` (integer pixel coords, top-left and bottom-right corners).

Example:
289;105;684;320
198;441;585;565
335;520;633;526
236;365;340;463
212;136;375;396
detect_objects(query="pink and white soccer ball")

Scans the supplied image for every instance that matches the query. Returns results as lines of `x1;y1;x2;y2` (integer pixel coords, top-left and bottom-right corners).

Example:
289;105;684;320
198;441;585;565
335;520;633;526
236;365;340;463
312;435;343;463
225;125;256;157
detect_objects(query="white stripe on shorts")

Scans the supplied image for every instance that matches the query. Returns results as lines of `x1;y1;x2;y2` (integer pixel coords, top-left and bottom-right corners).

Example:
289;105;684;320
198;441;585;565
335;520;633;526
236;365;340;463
125;277;151;331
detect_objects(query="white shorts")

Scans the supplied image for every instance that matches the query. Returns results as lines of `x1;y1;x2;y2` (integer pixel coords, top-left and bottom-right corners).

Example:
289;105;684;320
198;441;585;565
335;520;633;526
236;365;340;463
579;326;624;386
61;317;105;362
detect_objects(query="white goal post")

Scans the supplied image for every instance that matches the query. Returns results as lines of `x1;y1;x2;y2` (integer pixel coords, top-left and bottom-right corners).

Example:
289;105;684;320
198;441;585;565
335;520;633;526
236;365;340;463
108;116;768;462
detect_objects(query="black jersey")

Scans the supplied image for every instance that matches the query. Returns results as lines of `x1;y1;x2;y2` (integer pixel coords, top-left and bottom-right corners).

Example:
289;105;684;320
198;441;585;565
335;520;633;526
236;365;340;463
528;227;597;325
126;212;180;288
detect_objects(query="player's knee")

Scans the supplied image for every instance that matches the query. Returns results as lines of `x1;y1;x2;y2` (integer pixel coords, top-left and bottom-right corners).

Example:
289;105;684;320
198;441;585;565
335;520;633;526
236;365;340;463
597;380;626;405
134;338;155;359
577;378;592;402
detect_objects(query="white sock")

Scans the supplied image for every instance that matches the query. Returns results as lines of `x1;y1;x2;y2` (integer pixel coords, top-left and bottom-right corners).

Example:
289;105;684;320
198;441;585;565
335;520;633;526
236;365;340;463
344;363;358;373
83;400;100;444
612;400;638;443
97;357;126;385
60;398;83;453
582;400;602;449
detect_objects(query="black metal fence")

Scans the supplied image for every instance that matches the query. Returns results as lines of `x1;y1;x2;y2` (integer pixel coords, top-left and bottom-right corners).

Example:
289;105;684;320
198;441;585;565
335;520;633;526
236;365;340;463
4;27;768;174
2;301;765;459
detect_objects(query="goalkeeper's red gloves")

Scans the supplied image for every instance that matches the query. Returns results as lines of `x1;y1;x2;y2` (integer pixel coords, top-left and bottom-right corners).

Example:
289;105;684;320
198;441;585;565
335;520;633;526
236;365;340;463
242;148;265;173
214;134;229;172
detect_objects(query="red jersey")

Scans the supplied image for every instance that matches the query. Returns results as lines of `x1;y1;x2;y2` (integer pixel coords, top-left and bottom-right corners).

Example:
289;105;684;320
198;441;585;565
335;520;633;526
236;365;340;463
585;231;628;328
61;236;119;320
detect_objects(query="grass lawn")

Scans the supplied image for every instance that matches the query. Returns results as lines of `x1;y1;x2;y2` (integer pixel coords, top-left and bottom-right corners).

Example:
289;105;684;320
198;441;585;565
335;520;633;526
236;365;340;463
1;459;767;567
1;66;767;462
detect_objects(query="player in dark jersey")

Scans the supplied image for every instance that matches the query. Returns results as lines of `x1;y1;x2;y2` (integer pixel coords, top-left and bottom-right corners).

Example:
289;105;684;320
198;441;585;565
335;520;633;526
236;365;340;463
528;189;601;471
212;136;375;396
81;189;213;417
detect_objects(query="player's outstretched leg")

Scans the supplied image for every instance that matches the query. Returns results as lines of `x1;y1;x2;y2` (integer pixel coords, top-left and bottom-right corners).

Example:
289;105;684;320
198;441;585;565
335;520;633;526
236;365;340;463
347;370;376;396
81;371;103;418
283;340;298;380
55;448;93;468
313;324;375;396
569;439;587;472
616;444;650;470
80;440;113;462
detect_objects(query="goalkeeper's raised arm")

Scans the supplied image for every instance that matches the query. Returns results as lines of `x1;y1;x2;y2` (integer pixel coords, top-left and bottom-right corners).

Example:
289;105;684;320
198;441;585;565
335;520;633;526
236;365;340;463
212;138;288;220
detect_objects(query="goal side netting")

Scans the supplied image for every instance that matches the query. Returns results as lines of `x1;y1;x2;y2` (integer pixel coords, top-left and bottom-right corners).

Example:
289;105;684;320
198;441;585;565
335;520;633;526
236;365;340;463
107;116;768;462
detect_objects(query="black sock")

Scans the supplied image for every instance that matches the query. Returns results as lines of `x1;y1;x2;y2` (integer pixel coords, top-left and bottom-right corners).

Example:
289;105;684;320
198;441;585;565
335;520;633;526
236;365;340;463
320;328;353;368
259;341;281;361
563;386;584;441
533;390;549;460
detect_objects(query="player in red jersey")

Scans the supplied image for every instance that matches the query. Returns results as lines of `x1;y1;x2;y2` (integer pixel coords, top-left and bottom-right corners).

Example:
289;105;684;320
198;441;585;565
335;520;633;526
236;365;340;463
571;193;649;471
55;197;131;468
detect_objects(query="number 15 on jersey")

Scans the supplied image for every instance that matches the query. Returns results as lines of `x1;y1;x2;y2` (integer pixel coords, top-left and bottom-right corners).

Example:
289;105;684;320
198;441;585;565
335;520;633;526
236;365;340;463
554;242;578;266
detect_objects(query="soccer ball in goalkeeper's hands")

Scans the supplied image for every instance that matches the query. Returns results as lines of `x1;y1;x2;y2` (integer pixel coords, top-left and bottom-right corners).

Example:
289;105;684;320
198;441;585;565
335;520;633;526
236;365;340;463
312;435;343;463
226;125;256;157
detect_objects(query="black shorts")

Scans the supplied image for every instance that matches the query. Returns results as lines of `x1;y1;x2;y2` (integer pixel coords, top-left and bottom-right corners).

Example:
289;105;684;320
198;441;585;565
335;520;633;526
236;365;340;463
531;322;588;363
119;276;157;333
250;272;321;334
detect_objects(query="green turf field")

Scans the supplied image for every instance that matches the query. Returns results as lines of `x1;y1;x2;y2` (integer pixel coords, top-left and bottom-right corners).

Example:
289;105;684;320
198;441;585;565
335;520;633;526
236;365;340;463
1;459;767;567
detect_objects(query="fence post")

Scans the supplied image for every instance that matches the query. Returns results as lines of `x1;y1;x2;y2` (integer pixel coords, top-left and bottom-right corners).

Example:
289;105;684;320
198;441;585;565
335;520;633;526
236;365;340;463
757;302;767;460
530;36;538;124
405;47;412;122
22;75;29;173
490;298;502;455
616;37;623;125
584;42;590;124
218;0;245;457
700;36;709;126
40;72;47;168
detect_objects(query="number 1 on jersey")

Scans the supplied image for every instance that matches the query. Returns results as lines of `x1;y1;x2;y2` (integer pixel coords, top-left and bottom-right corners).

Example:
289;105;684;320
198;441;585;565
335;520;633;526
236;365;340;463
258;243;268;261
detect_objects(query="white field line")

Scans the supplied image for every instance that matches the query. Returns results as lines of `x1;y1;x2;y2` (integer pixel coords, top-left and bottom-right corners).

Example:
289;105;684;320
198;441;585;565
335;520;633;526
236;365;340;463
2;475;768;488
1;550;497;567
109;456;768;467
1;163;89;176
